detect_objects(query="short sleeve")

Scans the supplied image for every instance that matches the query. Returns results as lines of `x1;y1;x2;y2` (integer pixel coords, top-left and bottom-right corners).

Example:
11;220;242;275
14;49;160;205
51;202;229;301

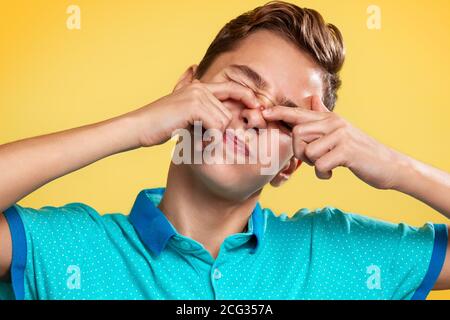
320;207;448;300
0;202;105;300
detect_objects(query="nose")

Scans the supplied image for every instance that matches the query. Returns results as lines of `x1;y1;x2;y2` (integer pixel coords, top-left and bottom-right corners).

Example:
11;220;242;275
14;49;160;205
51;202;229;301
240;108;268;132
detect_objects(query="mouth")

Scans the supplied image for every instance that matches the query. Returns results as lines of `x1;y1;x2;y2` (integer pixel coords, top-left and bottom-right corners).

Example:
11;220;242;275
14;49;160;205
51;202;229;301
198;125;252;159
223;130;250;157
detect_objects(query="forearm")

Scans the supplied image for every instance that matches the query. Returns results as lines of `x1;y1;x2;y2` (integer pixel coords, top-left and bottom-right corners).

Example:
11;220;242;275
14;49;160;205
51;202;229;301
392;153;450;218
0;113;141;212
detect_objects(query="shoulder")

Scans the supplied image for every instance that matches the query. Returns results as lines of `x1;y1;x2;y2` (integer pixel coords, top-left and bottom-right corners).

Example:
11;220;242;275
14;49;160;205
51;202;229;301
263;206;433;236
263;205;356;232
263;205;435;242
9;201;130;235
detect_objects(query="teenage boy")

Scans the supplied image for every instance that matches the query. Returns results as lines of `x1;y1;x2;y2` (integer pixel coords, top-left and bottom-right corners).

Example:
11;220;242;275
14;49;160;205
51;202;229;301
0;1;449;300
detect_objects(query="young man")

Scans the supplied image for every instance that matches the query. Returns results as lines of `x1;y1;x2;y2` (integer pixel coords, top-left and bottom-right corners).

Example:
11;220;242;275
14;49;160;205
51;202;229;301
0;1;449;300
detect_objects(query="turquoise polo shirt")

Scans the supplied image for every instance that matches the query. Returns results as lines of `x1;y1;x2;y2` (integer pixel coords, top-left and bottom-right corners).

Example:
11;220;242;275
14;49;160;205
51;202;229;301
0;187;447;300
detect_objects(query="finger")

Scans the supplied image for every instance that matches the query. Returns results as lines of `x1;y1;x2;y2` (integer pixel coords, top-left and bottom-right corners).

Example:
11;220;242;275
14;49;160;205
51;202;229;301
291;118;337;143
314;146;347;180
310;95;330;113
203;81;261;109
315;166;333;180
295;133;323;144
292;135;314;166
203;88;233;121
197;92;230;132
262;105;326;126
304;129;341;163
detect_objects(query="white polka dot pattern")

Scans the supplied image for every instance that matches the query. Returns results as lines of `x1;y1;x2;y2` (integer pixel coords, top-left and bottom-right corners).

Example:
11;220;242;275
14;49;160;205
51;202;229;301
0;193;440;300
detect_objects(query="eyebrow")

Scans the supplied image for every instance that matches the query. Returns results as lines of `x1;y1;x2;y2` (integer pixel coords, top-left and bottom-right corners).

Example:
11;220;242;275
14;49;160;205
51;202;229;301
229;64;300;109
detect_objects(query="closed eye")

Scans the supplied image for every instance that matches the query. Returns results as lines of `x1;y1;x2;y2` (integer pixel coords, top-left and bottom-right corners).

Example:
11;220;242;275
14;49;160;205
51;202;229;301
225;73;293;134
224;73;254;92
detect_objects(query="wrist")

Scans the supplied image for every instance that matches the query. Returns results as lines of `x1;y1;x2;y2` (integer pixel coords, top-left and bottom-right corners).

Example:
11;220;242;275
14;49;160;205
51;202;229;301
102;112;144;152
390;151;420;193
123;102;165;148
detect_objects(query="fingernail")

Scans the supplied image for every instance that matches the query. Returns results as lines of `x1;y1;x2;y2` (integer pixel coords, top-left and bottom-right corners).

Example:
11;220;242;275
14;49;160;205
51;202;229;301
262;109;271;115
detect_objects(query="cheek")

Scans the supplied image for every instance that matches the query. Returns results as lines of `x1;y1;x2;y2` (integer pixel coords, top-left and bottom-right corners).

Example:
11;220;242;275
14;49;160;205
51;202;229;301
278;134;294;159
259;128;293;159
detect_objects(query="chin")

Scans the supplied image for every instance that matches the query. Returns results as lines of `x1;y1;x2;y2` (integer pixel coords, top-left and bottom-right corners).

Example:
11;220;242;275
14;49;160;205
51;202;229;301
190;162;266;201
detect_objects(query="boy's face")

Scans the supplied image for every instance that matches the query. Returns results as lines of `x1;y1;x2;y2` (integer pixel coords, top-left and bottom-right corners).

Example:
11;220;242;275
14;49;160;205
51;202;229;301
180;30;324;201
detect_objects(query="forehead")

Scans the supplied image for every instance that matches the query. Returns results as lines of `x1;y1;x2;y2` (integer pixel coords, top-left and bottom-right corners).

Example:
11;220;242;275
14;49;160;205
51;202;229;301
203;30;324;108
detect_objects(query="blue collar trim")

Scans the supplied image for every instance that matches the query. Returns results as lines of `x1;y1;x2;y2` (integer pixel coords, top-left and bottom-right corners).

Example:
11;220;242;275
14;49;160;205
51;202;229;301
129;188;264;256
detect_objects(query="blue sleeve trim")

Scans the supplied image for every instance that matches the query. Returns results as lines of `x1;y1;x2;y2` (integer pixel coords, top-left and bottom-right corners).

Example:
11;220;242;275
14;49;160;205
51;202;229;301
411;223;448;300
3;206;27;300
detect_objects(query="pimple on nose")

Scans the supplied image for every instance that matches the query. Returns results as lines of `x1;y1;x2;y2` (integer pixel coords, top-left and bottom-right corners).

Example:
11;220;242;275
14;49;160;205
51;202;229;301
256;93;275;110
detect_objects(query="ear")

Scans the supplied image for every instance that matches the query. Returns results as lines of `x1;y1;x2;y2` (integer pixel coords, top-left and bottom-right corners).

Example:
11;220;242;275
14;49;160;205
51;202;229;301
310;95;330;113
270;158;302;188
173;65;199;92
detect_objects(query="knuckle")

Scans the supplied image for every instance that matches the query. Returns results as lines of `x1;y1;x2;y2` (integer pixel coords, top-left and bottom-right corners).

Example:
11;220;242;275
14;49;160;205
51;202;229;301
328;114;341;126
335;127;347;139
189;84;204;97
336;116;349;128
305;145;315;160
293;125;302;136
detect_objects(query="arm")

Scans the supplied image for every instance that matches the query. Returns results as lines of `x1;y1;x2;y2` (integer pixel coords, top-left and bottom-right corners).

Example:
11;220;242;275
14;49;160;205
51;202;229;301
0;76;259;281
392;155;450;218
0;114;142;281
262;96;450;290
0;115;141;214
391;155;450;289
0;213;12;280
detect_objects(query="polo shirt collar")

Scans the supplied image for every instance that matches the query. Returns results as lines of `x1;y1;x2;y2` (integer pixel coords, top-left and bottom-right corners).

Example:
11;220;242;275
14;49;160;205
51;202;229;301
129;188;265;256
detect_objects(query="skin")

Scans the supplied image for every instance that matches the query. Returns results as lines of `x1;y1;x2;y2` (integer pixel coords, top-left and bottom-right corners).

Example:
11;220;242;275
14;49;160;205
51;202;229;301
0;30;449;291
158;31;324;258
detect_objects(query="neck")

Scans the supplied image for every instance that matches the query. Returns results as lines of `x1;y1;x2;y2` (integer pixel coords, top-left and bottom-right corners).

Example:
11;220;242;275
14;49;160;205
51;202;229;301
158;164;261;259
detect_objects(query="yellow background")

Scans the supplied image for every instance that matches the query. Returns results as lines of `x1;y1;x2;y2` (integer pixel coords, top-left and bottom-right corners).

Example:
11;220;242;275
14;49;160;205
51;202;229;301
1;0;449;299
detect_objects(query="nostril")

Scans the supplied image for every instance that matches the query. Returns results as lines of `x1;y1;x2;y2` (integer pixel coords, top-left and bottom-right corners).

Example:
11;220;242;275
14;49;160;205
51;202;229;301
243;118;249;124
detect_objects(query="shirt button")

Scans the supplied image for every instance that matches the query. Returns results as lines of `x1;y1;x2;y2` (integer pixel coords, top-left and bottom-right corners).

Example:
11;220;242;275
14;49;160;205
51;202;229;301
213;268;222;280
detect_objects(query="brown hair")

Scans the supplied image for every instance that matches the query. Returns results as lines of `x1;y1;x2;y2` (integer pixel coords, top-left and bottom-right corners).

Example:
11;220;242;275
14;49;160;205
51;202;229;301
195;1;345;111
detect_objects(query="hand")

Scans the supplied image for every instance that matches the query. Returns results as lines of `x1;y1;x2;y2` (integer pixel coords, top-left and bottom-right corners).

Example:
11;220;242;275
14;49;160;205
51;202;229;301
131;78;261;147
262;96;405;190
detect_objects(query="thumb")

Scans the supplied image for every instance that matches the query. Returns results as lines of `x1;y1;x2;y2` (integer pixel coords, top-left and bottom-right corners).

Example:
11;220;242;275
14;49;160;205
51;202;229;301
310;95;330;113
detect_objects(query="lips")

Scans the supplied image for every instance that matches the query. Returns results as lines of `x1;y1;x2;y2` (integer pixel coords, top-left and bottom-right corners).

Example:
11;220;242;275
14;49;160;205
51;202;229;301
223;131;250;157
